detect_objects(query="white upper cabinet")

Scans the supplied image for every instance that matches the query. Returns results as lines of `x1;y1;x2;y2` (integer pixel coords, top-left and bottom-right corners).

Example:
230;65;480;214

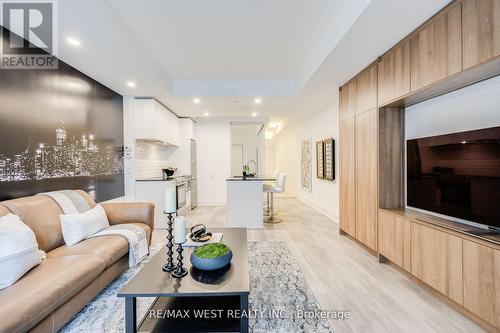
134;99;180;146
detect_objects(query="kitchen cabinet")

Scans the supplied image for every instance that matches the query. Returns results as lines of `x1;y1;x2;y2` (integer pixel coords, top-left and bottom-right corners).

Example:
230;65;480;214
462;0;500;69
411;222;463;305
356;63;377;114
339;118;356;237
355;108;378;251
377;41;410;105
134;99;180;146
410;2;462;91
463;239;500;328
339;80;357;122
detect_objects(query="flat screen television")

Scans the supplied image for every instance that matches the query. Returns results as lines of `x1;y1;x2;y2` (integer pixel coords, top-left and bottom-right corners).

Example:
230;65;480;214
407;126;500;231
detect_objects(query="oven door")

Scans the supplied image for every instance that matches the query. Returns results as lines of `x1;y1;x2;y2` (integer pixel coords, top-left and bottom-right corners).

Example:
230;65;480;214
176;183;187;210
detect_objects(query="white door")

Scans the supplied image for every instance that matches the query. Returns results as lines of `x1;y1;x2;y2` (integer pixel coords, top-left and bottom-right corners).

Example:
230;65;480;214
231;144;243;176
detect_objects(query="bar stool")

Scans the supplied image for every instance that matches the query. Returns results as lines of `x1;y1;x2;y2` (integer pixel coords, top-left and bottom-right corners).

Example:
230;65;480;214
263;172;279;216
263;173;286;224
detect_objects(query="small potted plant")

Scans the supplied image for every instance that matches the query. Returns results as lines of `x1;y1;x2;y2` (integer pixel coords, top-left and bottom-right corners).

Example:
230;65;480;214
190;243;233;271
242;165;249;179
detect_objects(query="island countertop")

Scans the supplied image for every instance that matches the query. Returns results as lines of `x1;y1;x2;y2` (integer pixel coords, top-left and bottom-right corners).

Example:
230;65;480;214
226;175;276;181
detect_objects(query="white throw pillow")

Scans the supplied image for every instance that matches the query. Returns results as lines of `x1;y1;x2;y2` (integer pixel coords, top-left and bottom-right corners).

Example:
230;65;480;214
60;204;110;246
0;214;43;290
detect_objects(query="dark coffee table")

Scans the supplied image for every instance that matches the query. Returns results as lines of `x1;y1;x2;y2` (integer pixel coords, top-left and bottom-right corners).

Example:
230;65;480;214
118;227;250;333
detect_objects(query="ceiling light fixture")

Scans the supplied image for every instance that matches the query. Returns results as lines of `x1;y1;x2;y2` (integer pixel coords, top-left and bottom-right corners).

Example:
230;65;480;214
203;112;210;117
254;98;262;104
269;123;278;128
193;98;201;104
126;81;136;88
66;37;81;47
251;112;258;117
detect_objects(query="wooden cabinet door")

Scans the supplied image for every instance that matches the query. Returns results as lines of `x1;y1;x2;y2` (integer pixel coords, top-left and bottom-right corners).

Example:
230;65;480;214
355;109;378;251
399;216;412;272
463;0;500;69
378;211;403;266
339;80;357;122
463;240;500;328
378;41;410;105
411;223;463;304
378;211;412;271
410;2;462;91
339;118;356;237
356;64;377;114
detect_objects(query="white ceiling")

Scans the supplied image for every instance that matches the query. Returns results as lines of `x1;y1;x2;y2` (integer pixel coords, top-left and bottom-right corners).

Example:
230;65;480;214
56;0;451;129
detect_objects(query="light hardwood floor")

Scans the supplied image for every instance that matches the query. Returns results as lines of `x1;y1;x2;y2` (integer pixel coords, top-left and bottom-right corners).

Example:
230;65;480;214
154;198;485;333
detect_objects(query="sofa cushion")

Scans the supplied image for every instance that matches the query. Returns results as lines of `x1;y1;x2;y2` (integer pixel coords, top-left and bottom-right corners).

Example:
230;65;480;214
0;255;106;333
0;196;65;252
128;222;152;245
0;204;10;217
47;222;152;266
0;214;43;290
47;235;128;267
60;204;110;246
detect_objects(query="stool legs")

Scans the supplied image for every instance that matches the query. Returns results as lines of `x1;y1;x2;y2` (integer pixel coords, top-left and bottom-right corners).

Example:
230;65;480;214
264;192;283;224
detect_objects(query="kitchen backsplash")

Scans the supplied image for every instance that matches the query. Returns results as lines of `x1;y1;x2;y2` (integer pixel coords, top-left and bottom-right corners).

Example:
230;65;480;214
135;140;174;179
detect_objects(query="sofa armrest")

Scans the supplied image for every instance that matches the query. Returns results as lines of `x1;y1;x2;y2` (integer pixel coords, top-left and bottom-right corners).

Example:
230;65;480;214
100;202;155;231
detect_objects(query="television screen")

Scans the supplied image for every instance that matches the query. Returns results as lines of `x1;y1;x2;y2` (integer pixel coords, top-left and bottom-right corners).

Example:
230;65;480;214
407;126;500;229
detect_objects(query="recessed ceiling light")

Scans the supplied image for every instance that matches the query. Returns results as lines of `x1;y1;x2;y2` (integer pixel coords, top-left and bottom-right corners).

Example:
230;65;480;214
126;81;136;88
254;98;262;104
203;112;210;117
66;37;81;47
251;112;258;117
193;98;201;104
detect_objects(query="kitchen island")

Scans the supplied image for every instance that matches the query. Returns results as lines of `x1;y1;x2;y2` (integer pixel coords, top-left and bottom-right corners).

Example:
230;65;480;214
226;176;276;228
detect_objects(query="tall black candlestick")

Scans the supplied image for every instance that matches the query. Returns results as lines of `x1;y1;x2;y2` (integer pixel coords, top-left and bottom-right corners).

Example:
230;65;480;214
172;242;188;278
162;212;176;272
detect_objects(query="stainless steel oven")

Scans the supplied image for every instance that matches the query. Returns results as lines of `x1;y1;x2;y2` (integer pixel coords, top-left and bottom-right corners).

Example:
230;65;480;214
175;177;187;211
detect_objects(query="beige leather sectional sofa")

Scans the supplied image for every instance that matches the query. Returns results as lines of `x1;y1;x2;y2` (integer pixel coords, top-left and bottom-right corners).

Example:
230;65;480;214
0;190;154;333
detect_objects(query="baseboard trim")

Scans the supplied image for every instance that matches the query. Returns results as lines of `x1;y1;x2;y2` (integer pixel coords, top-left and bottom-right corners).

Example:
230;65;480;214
294;194;338;223
197;202;227;206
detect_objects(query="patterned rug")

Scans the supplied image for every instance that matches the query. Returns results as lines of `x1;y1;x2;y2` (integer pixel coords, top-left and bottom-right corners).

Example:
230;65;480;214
59;240;333;333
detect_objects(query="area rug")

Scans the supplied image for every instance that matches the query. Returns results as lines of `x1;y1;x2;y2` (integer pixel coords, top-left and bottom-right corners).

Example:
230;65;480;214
59;240;333;333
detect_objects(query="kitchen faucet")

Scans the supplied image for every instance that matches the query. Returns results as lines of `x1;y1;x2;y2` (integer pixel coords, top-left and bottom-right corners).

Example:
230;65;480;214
246;160;257;176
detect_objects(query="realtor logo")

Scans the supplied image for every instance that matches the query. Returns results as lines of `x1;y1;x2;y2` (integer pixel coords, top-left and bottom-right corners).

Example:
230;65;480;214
0;0;58;69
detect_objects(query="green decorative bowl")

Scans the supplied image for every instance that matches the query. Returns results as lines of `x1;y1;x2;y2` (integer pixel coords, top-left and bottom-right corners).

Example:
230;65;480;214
190;243;233;271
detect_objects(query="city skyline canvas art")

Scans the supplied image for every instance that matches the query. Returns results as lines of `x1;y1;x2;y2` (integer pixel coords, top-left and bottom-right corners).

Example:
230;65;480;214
0;26;124;202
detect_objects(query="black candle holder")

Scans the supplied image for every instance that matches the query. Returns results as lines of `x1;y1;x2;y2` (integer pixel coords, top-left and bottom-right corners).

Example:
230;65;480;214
172;242;188;278
162;212;176;272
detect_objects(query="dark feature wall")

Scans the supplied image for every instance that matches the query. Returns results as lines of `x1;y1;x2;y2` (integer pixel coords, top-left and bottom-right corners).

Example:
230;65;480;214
0;26;124;202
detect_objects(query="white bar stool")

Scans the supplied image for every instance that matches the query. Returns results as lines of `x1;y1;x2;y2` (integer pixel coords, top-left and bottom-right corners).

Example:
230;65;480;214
263;173;286;224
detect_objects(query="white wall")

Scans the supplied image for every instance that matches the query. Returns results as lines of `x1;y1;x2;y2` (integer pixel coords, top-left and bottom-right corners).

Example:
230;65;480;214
406;75;500;140
135;141;174;179
196;119;231;205
270;99;339;221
